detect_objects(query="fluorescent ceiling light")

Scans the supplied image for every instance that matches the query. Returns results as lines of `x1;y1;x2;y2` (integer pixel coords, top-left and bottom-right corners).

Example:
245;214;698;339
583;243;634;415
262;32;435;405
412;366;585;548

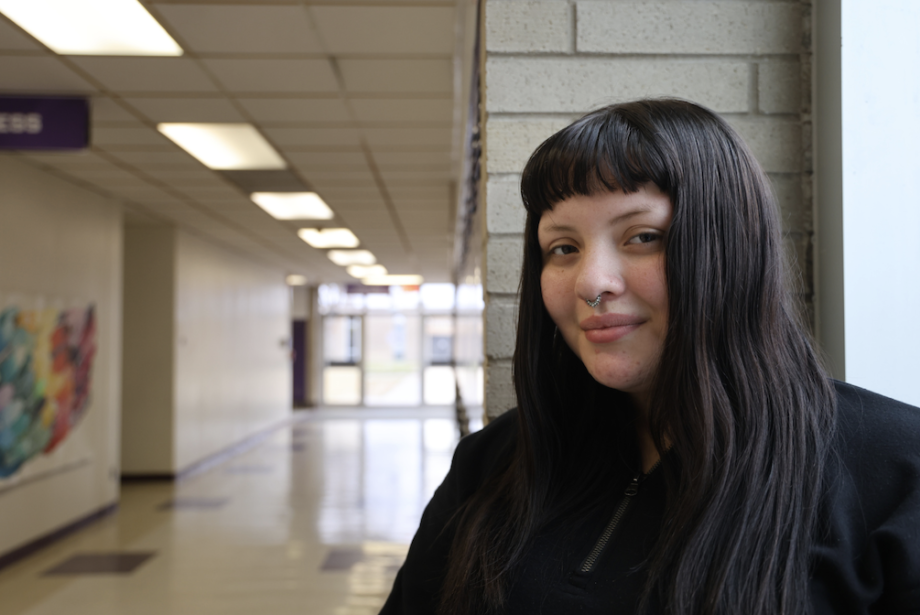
347;265;388;279
0;0;182;56
285;274;307;286
158;124;285;170
251;193;333;220
298;228;359;249
327;250;376;267
363;275;424;286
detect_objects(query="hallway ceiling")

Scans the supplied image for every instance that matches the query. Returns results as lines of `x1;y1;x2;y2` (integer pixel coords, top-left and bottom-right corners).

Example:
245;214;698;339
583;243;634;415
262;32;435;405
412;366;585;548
0;0;469;283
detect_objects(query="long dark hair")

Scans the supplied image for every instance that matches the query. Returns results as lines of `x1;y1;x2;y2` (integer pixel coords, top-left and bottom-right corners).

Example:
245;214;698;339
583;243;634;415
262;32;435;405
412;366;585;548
439;99;836;615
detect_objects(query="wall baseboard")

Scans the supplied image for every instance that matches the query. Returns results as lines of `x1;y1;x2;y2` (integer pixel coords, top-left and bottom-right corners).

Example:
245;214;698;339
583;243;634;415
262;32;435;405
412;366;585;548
121;414;302;483
0;502;118;573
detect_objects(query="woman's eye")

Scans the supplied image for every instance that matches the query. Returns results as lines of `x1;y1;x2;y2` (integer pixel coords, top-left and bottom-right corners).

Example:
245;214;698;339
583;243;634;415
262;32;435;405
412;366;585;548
628;232;661;245
550;244;577;256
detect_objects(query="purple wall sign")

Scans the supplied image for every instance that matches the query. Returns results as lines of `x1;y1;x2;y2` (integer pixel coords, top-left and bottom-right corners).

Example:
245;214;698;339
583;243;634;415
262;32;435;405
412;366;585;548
0;96;89;150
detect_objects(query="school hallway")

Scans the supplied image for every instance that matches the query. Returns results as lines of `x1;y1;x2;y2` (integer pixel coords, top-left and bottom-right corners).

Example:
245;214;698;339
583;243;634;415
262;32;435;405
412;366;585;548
0;407;480;615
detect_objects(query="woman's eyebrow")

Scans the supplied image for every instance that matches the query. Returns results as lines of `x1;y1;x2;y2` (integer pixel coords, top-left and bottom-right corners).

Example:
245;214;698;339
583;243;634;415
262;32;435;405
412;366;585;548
540;207;657;234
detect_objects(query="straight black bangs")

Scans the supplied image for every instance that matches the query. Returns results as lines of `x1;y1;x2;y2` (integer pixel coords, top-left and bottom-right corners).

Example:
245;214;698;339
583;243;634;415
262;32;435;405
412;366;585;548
520;101;682;216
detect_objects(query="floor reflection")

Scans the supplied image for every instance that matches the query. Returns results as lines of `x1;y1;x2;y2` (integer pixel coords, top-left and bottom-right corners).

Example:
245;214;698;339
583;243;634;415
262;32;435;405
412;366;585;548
0;406;479;615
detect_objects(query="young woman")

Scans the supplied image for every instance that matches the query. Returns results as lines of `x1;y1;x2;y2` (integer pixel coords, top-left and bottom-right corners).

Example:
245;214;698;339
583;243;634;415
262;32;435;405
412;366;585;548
380;99;920;615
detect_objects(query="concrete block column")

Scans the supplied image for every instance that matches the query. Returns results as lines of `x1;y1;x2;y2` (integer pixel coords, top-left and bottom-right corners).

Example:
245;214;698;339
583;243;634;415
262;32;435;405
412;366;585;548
481;0;813;419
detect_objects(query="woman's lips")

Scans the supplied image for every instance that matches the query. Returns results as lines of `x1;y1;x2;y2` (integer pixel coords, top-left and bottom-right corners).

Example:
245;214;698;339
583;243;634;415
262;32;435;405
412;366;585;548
580;314;645;344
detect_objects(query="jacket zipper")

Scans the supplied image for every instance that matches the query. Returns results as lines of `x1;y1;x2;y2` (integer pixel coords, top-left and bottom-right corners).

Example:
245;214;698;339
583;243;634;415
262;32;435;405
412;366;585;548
579;460;662;574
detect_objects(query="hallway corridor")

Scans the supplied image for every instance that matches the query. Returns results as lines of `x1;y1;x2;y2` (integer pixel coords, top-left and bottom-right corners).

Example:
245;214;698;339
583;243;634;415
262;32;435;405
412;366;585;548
0;408;475;615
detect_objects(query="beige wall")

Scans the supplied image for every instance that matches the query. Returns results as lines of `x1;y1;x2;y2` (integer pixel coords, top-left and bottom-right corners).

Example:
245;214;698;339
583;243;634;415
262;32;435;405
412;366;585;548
121;226;175;474
0;155;122;556
173;231;291;470
481;0;812;418
122;226;292;475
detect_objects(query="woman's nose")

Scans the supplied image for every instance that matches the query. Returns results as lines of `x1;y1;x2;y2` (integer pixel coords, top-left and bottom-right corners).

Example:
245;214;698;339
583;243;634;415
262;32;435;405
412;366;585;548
574;249;625;303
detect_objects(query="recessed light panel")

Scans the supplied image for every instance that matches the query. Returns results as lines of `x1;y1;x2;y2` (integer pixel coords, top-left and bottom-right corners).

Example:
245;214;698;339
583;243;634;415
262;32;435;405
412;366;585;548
363;275;424;286
298;228;359;249
346;265;388;279
327;250;376;267
251;193;333;220
0;0;183;56
158;124;286;170
285;274;307;286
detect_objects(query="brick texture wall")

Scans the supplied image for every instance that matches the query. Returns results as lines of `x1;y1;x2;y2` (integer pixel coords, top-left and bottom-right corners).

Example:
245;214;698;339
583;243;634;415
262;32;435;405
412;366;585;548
481;0;812;419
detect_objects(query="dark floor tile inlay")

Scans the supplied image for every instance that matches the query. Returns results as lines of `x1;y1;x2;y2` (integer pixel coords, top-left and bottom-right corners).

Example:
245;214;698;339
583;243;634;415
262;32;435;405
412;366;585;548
158;497;229;510
321;548;366;571
43;552;156;575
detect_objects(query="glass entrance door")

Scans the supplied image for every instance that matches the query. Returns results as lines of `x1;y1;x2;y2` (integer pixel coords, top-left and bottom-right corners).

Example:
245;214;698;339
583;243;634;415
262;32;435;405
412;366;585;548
363;313;422;406
322;315;362;405
422;315;456;405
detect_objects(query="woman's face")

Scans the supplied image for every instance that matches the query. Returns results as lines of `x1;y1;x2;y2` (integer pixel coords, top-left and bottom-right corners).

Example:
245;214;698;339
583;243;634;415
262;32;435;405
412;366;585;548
538;184;672;406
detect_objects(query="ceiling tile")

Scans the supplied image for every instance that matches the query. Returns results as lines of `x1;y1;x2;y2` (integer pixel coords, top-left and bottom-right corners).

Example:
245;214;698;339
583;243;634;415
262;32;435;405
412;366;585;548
0;18;42;50
141;168;220;182
22;150;117;170
265;127;361;147
91;97;139;122
142;201;202;214
83;175;155;189
155;5;322;53
364;127;451;146
68;57;218;92
380;169;453;182
350;98;452;123
371;151;452;166
70;165;145;183
302;169;374;183
395;197;450;211
161;209;226;229
403;211;447;226
310;6;454;54
328;199;388;211
107;150;200;166
310;179;377;191
286;151;368;168
341;210;395;227
0;57;97;93
92;126;172;146
105;184;177;201
236;98;350;123
388;184;450;199
317;186;382;199
177;185;243;200
339;59;452;93
123;208;164;226
191;193;253;205
123;97;246;122
201;59;338;93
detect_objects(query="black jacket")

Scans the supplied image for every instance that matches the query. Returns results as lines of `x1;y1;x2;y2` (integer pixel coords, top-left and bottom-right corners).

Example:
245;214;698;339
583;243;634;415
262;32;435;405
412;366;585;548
381;381;920;614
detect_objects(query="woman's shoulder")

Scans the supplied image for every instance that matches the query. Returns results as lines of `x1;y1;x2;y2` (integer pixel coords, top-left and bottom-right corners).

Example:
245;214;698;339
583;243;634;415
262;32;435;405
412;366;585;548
448;409;518;495
811;382;920;612
832;379;920;462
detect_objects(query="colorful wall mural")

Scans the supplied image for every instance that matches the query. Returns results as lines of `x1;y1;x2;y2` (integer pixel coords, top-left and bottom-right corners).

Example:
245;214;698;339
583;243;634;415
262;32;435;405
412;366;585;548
0;305;96;478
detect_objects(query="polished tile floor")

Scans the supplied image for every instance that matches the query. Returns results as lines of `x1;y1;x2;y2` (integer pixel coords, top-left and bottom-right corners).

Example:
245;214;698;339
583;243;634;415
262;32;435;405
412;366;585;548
0;407;481;615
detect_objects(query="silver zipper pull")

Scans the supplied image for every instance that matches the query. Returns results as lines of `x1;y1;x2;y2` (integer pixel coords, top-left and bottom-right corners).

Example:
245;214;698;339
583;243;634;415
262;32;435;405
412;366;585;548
624;474;640;497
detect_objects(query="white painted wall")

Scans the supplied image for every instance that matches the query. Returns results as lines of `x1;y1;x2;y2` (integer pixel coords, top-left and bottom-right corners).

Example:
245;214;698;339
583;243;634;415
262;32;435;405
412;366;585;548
840;0;920;406
0;155;122;556
173;231;291;471
121;225;175;474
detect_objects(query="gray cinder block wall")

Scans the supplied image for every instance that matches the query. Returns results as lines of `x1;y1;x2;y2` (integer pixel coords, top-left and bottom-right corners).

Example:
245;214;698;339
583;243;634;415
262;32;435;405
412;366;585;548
481;0;812;419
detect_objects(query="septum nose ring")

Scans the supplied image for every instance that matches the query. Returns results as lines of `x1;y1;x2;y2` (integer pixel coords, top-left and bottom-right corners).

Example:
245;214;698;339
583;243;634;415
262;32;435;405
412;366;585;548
586;294;602;308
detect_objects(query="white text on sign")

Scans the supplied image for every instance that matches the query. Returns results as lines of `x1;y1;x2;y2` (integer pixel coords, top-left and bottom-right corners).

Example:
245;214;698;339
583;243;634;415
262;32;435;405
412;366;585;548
0;113;43;134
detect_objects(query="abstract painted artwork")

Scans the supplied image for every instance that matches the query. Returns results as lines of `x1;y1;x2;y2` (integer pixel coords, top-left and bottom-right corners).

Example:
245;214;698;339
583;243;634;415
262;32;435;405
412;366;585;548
0;305;96;478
